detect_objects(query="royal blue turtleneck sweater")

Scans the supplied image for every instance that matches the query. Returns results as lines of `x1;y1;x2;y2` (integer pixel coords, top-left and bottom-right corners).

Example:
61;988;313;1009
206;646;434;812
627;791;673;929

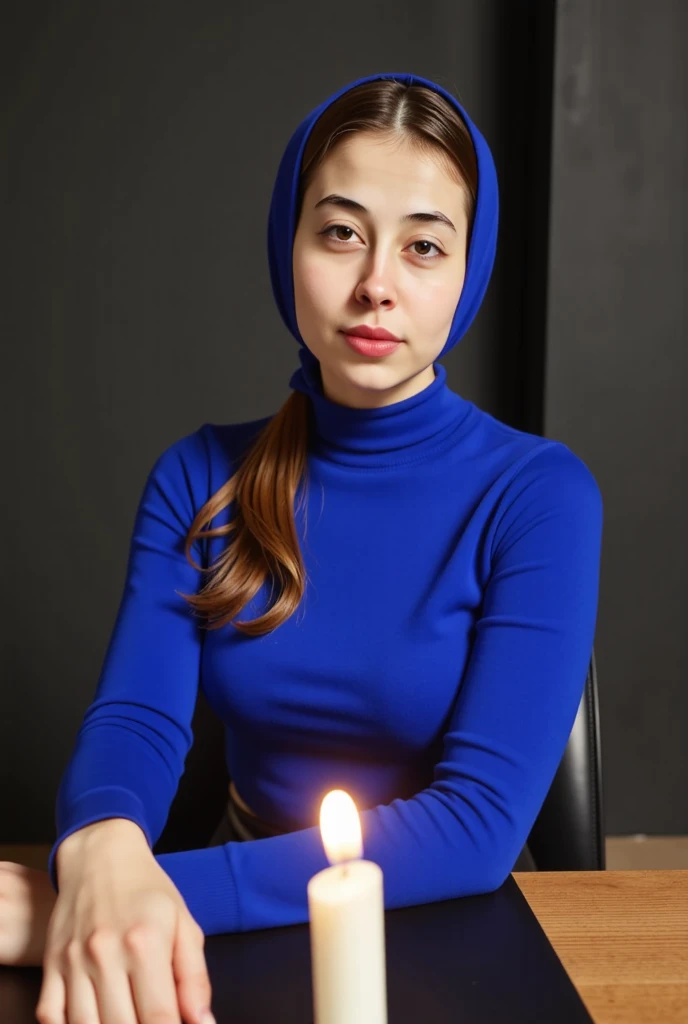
47;361;603;935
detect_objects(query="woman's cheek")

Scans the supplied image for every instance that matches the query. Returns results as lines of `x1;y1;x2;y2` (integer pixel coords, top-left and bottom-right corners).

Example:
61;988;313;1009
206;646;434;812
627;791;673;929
421;277;463;332
294;257;320;312
303;260;343;313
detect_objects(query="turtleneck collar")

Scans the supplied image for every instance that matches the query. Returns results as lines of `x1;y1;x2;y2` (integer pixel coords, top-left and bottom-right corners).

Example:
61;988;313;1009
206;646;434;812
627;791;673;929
288;349;473;469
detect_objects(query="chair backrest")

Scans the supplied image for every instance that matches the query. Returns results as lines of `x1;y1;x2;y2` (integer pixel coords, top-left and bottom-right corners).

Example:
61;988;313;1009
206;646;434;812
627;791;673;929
526;649;605;870
155;650;606;870
154;690;229;855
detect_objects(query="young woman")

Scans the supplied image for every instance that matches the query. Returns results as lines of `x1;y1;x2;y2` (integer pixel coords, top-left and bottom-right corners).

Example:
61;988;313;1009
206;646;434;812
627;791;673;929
0;71;602;1024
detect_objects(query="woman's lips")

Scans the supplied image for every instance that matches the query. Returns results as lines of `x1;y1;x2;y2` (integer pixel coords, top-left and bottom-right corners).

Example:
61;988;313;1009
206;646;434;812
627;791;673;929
341;332;401;357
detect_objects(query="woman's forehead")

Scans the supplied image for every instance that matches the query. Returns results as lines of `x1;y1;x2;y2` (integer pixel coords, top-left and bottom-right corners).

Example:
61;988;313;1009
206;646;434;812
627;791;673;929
306;137;467;215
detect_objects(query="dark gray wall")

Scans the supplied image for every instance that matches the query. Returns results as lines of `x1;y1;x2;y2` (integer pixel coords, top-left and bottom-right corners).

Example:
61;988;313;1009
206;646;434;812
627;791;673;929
542;0;687;834
2;1;685;841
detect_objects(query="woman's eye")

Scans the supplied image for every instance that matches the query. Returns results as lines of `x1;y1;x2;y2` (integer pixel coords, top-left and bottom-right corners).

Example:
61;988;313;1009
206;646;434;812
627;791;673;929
319;224;445;262
325;224;358;243
409;240;443;261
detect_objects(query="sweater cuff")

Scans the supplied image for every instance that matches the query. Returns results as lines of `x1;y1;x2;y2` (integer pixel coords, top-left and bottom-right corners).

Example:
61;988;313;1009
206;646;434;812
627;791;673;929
48;786;152;892
155;843;241;936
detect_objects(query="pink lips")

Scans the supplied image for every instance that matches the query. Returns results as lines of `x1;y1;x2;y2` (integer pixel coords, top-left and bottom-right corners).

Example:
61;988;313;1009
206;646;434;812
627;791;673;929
341;325;402;357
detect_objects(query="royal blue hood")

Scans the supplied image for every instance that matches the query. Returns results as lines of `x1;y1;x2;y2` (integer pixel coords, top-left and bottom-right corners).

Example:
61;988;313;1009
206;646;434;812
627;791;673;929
266;71;499;396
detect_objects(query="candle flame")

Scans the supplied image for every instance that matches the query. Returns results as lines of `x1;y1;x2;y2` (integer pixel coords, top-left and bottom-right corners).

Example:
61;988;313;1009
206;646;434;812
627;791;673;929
319;790;363;865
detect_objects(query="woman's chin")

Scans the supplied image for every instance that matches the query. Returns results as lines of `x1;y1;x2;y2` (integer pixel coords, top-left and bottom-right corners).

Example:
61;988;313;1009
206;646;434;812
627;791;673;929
320;359;423;408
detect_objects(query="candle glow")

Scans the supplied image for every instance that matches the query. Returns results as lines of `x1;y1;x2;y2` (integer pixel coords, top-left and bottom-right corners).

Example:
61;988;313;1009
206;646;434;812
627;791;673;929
319;789;364;865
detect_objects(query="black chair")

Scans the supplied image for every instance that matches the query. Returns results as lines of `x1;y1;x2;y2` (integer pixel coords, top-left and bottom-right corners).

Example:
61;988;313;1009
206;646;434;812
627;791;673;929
154;649;605;873
525;649;605;870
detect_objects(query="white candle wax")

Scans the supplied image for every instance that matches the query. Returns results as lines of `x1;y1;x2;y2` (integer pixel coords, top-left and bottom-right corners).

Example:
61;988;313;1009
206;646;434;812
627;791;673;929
307;791;388;1024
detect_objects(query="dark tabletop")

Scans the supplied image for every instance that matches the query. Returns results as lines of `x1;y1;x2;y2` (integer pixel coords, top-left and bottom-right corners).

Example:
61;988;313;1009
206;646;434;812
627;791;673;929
0;875;593;1023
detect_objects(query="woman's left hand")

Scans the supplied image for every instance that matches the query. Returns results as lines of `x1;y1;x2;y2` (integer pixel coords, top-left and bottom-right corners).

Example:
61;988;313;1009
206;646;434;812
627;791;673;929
0;861;57;967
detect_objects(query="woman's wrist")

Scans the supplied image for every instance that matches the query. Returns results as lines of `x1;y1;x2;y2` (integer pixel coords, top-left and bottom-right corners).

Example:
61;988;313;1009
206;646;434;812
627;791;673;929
55;818;150;876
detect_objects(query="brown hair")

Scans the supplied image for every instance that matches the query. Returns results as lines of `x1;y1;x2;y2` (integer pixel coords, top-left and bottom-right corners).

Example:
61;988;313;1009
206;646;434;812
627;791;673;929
178;79;478;636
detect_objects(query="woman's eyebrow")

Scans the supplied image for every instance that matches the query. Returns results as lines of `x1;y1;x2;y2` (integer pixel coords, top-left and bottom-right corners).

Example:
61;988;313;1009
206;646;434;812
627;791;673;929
313;193;457;233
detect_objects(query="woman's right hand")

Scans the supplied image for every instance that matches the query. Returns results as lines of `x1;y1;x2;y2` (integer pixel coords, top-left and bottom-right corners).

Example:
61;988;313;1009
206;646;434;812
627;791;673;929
36;819;215;1024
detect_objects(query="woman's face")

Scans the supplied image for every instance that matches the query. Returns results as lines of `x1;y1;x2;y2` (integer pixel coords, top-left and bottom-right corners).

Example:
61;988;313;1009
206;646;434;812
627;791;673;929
292;131;470;409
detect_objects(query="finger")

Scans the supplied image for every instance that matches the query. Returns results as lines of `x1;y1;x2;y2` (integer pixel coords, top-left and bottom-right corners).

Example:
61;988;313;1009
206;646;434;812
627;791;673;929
82;929;140;1024
35;964;66;1024
90;966;141;1024
127;928;181;1024
172;919;213;1024
65;944;102;1024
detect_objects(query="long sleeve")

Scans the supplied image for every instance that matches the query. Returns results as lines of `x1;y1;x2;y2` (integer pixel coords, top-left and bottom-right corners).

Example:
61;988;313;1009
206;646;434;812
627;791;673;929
47;429;210;894
156;445;603;935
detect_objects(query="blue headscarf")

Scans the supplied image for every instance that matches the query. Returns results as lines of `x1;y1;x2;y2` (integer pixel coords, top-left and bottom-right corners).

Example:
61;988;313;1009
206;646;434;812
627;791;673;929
266;72;499;395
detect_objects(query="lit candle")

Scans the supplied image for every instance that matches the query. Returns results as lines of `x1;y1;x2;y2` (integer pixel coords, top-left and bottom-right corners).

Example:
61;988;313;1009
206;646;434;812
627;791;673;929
307;790;388;1024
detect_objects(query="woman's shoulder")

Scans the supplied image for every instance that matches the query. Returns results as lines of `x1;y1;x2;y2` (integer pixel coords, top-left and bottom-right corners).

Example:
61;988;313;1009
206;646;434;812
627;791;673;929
153;415;274;470
455;405;602;533
202;415;275;460
468;404;599;489
137;416;274;516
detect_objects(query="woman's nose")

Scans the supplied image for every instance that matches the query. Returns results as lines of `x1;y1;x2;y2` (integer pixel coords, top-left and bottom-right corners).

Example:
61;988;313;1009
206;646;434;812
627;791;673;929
354;265;398;308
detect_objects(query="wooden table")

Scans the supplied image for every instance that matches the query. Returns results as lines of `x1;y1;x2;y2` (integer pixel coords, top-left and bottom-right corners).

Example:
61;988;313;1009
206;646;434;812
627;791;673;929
513;869;688;1024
